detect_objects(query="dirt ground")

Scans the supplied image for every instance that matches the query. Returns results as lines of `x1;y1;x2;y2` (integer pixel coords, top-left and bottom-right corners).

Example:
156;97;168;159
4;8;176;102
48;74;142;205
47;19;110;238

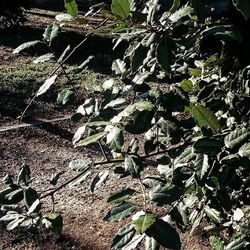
0;9;211;250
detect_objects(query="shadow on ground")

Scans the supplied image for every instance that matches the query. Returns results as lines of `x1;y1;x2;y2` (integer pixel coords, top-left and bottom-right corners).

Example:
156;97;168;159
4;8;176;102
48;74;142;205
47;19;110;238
0;23;127;74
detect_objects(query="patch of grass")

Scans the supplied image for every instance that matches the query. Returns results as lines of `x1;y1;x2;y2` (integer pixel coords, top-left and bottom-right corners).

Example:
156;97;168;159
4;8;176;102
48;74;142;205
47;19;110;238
0;54;110;119
0;59;107;95
0;61;55;94
74;70;107;92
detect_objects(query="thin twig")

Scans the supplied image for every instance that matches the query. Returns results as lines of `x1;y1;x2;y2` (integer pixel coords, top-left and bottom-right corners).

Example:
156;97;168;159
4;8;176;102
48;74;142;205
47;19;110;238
51;194;55;213
39;158;123;199
39;142;188;200
138;177;147;211
98;140;109;161
19;96;36;122
47;45;73;84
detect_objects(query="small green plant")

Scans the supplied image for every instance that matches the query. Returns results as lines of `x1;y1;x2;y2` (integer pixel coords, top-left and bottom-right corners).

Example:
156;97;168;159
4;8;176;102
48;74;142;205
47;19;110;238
1;0;250;249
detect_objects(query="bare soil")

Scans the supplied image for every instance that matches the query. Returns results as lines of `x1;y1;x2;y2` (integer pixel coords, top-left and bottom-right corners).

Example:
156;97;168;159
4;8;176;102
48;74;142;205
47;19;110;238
0;9;211;250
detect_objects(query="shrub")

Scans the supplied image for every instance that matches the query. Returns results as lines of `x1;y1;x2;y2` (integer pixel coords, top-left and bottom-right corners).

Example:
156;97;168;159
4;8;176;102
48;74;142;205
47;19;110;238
1;0;250;249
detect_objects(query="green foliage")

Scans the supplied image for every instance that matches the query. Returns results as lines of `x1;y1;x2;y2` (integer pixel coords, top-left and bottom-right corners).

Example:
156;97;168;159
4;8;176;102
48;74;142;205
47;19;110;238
111;224;136;249
133;213;156;233
111;0;130;19
64;0;78;17
104;203;137;222
43;23;61;46
192;105;220;134
42;213;63;235
57;88;75;105
2;0;250;249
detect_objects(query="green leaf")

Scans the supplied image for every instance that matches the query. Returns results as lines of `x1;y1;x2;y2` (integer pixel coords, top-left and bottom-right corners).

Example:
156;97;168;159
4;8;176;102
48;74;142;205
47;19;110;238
194;154;210;179
69;158;92;172
122;234;144;250
122;101;155;134
111;0;130;19
131;44;148;72
192;104;220;134
104;203;137;222
190;210;204;234
90;170;109;193
238;142;250;159
112;59;127;75
193;137;222;155
5;189;24;203
214;30;242;42
13;40;42;54
232;0;250;19
49;172;62;186
27;199;41;215
43;24;61;46
106;127;124;152
149;184;183;205
201;25;228;37
64;0;78;17
88;121;111;128
72;126;86;145
119;101;154;118
0;188;18;205
180;79;193;92
36;75;58;97
6;216;25;231
169;6;193;23
174;147;195;165
204;206;222;224
146;219;181;250
107;188;136;203
125;110;155;134
220;154;239;164
224;238;249;250
0;205;21;214
17;163;31;186
111;224;136;249
132;71;151;85
42;213;63;235
104;98;126;109
224;128;250;149
169;0;181;13
188;68;202;76
145;236;160;250
23;188;38;208
156;36;176;73
141;33;157;48
76;132;107;147
172;196;197;230
133;214;156;233
57;88;75;105
142;175;166;189
57;45;71;63
124;155;146;178
191;0;207;21
2;175;13;185
0;212;20;222
128;138;139;154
